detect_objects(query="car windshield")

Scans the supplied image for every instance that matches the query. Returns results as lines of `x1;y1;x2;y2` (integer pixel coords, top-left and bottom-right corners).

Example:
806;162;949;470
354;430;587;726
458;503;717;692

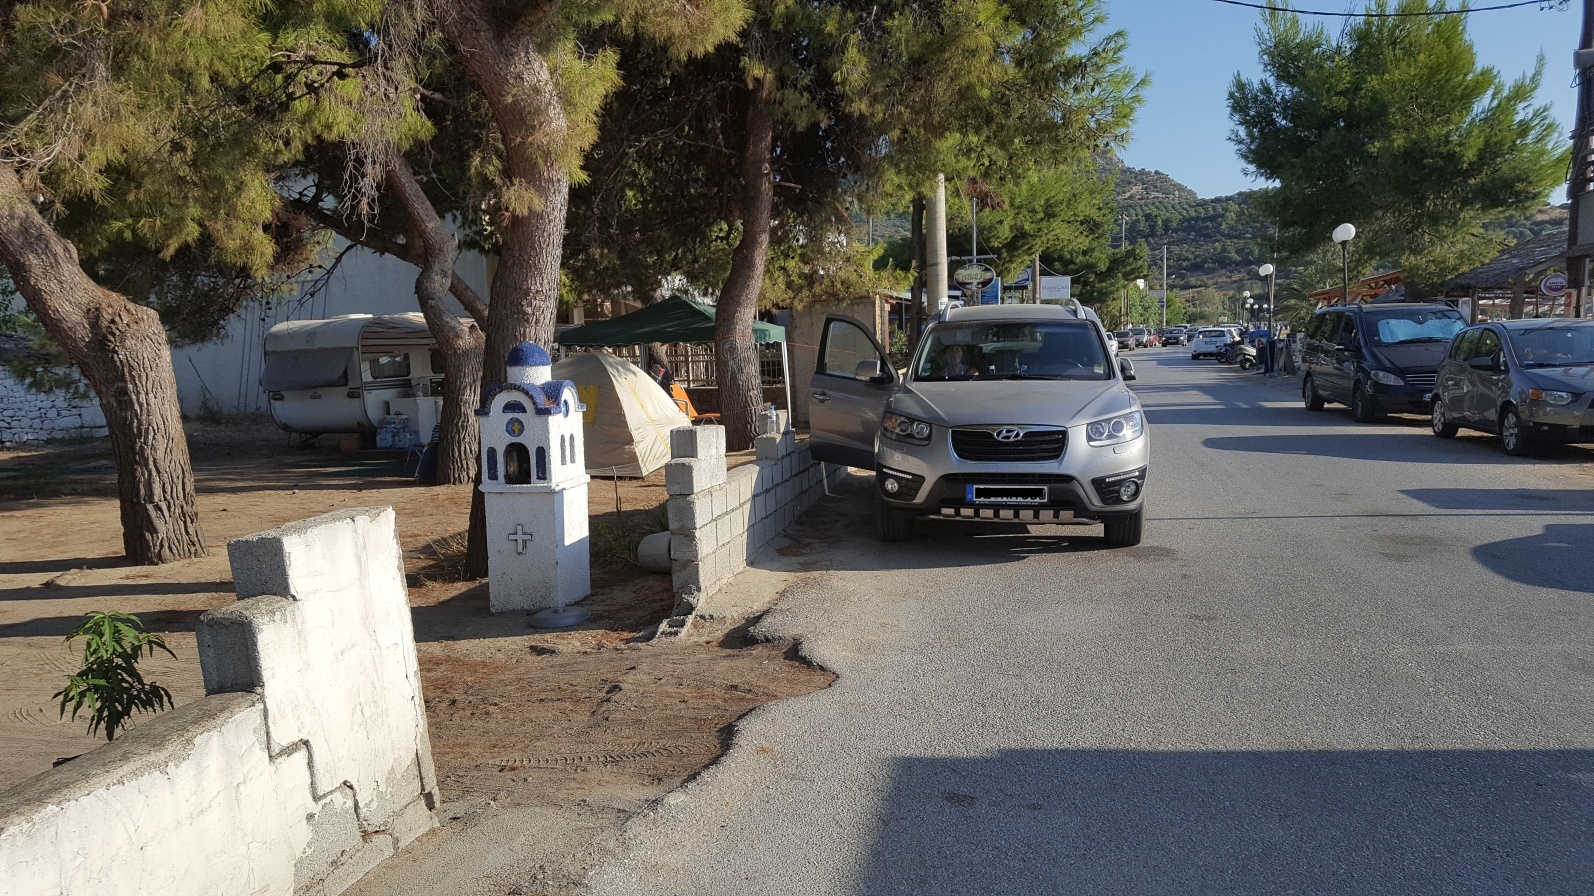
1510;325;1594;367
1366;309;1464;345
915;321;1110;381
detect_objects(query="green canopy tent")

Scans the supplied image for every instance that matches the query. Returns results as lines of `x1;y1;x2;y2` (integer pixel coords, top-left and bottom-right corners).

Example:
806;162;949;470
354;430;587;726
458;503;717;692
558;296;792;420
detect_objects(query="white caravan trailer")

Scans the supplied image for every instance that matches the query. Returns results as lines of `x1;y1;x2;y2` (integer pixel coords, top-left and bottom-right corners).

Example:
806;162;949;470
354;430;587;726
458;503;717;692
261;313;447;438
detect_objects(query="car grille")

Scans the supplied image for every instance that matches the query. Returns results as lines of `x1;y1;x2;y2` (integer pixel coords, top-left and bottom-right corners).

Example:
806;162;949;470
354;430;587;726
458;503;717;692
950;428;1066;462
1404;373;1437;388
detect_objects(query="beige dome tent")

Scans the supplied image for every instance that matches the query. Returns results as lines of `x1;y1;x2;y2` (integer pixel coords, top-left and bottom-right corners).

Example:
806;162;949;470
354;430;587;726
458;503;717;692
550;351;691;477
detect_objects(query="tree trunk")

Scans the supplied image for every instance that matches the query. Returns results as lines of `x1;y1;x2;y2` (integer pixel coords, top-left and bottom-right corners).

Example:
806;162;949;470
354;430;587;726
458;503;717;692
715;76;778;452
385;160;484;485
0;168;205;564
432;3;575;576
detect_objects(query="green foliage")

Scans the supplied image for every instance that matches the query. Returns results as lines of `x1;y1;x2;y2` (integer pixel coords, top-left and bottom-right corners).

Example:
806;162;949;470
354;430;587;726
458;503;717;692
1228;0;1567;284
53;612;176;742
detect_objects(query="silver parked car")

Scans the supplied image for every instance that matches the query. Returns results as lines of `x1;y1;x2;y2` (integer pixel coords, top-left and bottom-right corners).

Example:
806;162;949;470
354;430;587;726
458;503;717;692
807;302;1149;545
1431;319;1594;455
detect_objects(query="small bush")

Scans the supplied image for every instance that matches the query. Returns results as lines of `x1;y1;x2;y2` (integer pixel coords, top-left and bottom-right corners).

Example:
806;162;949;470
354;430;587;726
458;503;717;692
54;612;175;742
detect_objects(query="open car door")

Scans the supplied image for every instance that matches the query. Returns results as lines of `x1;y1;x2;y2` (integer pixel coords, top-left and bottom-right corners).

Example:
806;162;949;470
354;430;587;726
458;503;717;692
808;315;897;468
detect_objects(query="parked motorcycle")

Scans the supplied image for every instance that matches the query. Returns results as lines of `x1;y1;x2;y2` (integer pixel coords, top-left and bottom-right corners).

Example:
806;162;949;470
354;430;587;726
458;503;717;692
1215;340;1257;369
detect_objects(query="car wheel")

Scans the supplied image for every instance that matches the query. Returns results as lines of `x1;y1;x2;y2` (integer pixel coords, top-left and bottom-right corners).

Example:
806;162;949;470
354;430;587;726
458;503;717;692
1191;353;1200;360
876;497;912;542
1431;398;1458;438
1302;375;1325;412
1351;380;1381;423
1500;406;1534;457
1103;508;1144;547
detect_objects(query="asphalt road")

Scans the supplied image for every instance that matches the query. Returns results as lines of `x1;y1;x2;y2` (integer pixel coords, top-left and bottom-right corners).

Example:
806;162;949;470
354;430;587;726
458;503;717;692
582;347;1594;896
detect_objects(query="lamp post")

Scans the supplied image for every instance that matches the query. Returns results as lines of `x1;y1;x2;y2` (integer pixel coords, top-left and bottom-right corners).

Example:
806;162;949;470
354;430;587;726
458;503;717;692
1258;263;1276;373
1333;223;1356;305
1243;291;1253;323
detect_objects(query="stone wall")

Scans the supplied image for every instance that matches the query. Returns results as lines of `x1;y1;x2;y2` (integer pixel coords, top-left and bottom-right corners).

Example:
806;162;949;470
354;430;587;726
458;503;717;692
0;507;438;896
0;366;108;445
660;420;848;633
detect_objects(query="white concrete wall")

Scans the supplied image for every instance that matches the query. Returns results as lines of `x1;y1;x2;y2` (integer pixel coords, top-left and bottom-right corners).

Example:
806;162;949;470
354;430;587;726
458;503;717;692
0;366;108;445
660;420;847;631
0;507;438;896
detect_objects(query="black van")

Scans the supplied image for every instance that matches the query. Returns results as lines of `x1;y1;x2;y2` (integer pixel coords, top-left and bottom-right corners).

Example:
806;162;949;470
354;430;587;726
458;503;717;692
1300;302;1466;422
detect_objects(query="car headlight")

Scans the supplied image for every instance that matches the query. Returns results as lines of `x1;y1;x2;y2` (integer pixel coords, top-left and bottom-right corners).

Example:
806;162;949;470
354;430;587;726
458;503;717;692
1529;388;1578;406
1369;370;1404;386
1085;410;1144;446
882;412;933;445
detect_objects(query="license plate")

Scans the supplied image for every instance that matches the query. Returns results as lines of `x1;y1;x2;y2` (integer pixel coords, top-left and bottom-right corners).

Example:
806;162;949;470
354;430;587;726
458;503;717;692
967;484;1048;504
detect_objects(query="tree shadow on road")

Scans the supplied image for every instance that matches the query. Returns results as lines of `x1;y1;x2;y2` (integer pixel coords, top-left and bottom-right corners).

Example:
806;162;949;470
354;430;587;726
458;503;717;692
856;747;1594;895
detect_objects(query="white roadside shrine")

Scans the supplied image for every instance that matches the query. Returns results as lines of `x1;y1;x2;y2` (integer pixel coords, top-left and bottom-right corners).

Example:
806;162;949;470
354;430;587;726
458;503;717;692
478;342;592;623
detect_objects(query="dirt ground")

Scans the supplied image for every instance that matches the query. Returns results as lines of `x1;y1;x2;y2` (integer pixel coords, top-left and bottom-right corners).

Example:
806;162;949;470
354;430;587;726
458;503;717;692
0;419;834;869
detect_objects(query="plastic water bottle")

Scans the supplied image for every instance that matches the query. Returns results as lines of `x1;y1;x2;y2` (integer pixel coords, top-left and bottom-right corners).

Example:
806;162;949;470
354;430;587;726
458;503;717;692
764;403;779;435
375;415;396;449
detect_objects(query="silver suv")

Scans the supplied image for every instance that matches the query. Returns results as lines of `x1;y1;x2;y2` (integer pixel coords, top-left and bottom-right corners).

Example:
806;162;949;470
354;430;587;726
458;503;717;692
807;303;1149;546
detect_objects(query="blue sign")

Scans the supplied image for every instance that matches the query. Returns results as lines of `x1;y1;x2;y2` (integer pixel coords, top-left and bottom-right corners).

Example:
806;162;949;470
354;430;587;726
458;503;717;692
505;417;525;437
979;277;1003;305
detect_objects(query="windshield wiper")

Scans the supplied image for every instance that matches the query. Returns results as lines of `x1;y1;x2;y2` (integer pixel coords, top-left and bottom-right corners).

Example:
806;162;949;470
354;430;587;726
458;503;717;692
993;372;1064;380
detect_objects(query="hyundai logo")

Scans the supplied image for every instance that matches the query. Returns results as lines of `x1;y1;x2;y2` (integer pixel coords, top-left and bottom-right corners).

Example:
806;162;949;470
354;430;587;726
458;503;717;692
993;426;1026;442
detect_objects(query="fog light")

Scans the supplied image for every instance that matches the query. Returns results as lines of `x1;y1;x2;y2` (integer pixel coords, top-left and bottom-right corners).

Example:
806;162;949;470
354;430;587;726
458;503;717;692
883;477;900;494
1118;480;1140;501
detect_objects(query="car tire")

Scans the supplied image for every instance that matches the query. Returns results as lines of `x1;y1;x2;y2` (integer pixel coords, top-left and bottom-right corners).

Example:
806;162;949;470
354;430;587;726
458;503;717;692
1191;353;1199;360
1103;508;1144;547
1302;375;1325;412
876;498;912;542
1350;380;1381;423
1499;406;1534;457
1431;398;1458;438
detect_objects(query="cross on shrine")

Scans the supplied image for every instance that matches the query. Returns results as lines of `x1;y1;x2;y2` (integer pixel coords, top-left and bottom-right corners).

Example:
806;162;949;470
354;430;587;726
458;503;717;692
507;523;534;554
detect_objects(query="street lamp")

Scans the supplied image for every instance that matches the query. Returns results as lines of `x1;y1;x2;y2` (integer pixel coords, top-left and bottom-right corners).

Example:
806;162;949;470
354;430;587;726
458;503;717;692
1332;223;1356;305
1242;290;1253;323
1258;263;1276;373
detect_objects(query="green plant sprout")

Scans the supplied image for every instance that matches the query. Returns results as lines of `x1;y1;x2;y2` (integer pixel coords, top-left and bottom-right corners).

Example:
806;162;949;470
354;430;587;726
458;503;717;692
54;612;175;742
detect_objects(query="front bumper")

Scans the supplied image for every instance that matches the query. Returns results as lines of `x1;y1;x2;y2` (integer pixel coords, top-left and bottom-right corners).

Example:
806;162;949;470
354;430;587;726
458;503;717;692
1523;394;1594;441
874;425;1149;523
1365;379;1436;413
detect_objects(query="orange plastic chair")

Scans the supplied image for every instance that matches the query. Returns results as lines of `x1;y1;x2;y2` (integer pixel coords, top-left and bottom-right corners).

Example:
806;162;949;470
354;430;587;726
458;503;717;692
669;383;720;425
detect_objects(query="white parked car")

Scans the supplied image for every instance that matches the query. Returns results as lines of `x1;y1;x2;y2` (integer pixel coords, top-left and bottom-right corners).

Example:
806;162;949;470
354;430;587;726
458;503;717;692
1190;328;1236;360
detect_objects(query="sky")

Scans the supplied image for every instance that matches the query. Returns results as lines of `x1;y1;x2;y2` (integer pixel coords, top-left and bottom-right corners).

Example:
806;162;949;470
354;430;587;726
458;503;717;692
1104;0;1581;200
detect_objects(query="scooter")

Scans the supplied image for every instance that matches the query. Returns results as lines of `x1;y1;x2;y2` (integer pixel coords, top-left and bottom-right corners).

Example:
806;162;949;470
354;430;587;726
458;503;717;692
1216;340;1257;368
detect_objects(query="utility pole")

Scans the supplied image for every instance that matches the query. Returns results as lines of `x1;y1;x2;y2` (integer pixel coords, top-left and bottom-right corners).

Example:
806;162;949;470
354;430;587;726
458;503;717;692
927;175;948;318
1160;246;1168;331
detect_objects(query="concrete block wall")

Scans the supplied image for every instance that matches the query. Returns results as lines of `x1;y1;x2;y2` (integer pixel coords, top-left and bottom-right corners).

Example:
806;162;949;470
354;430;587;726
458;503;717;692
0;366;108;445
0;507;438;896
662;420;848;626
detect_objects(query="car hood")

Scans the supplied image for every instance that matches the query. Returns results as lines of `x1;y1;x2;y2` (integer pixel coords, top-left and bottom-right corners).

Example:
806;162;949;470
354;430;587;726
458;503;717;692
1368;341;1449;372
889;379;1137;427
1517;364;1594;391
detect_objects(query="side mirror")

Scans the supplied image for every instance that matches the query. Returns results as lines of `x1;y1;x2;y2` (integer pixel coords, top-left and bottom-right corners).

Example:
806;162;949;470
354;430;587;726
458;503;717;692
1118;357;1137;381
853;359;891;383
1467;355;1499;372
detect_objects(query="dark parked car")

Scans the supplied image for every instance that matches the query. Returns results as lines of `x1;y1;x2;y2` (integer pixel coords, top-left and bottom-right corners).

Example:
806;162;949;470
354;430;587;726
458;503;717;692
1300;302;1466;421
1431;319;1594;455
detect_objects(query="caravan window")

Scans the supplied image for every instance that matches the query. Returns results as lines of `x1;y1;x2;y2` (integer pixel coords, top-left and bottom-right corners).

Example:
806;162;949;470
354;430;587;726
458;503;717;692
367;353;411;380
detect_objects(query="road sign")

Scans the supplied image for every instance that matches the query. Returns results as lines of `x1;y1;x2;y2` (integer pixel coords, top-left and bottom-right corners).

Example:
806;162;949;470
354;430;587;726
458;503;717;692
953;263;996;291
1540;272;1568;297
